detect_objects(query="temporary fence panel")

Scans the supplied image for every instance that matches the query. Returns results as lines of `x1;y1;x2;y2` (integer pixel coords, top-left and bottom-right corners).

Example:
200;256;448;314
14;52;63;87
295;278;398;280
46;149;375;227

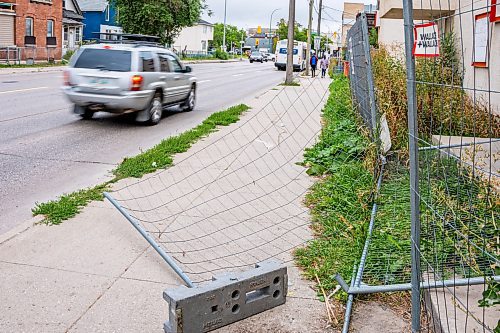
402;0;500;331
104;74;332;331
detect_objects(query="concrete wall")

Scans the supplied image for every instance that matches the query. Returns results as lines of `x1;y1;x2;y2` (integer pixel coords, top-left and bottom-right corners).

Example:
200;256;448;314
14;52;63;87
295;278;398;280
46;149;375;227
173;24;214;52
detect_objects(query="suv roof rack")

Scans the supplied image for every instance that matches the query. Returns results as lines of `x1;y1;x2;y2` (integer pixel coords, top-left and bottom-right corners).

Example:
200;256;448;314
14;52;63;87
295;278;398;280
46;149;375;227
90;32;165;48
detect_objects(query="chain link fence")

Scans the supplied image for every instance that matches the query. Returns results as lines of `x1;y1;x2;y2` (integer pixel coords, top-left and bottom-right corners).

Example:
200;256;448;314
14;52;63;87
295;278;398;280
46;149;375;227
338;5;499;332
402;0;500;331
346;13;378;139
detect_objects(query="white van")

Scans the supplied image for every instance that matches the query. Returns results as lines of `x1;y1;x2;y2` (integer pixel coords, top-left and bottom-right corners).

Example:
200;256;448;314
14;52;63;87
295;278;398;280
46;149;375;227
274;40;307;71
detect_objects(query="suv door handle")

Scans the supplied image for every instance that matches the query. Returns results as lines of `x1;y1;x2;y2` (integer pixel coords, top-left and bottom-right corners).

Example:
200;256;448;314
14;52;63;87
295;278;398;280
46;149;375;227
159;76;167;80
174;76;181;80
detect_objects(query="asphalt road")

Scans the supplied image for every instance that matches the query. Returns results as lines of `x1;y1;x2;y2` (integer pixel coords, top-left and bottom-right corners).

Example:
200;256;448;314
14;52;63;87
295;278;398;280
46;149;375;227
0;60;284;234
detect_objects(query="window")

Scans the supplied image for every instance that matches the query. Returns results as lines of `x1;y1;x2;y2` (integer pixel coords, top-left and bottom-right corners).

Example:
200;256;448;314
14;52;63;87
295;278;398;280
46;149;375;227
63;27;68;44
140;51;156;72
201;40;207;51
47;20;54;37
74;49;132;72
279;48;298;55
25;17;33;36
158;54;170;72
105;4;110;21
75;27;81;43
203;25;207;34
165;54;183;72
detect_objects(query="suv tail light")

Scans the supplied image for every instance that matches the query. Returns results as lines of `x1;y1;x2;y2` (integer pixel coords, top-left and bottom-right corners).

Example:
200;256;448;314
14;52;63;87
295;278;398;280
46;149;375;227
63;70;72;86
131;75;143;91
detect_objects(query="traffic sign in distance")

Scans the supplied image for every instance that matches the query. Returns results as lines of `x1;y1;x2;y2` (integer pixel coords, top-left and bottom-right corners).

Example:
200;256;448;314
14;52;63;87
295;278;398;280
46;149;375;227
413;22;440;57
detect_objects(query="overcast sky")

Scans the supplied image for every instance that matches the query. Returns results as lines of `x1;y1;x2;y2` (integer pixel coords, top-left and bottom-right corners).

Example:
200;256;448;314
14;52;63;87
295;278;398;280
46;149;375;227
201;0;376;34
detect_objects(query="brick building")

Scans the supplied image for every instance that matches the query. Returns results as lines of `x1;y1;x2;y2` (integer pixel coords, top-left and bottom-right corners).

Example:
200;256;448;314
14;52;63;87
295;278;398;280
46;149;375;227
0;0;63;61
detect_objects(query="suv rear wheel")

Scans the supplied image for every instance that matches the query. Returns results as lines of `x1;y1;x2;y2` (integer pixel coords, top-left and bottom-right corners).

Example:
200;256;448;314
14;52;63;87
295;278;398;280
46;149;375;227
75;105;94;120
145;93;163;125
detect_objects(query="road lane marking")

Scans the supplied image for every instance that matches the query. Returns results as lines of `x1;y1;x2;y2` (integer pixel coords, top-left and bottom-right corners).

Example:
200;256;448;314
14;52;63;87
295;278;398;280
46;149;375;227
232;73;244;77
0;87;48;95
198;80;212;84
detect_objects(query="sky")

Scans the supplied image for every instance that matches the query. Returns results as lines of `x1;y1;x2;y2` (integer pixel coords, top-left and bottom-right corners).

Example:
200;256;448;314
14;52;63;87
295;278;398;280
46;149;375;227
200;0;362;34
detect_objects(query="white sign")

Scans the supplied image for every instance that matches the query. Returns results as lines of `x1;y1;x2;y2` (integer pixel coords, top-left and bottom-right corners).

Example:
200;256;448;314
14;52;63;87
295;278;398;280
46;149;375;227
413;23;440;57
314;36;321;51
473;14;488;66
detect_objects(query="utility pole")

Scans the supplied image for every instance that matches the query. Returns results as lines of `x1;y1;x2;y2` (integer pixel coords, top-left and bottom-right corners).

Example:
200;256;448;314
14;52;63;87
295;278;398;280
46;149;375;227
317;0;323;36
305;0;313;76
285;0;295;85
222;0;227;51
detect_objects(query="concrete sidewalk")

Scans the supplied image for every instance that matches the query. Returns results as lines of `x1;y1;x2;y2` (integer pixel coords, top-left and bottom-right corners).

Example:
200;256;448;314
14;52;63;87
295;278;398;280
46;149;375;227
0;77;334;333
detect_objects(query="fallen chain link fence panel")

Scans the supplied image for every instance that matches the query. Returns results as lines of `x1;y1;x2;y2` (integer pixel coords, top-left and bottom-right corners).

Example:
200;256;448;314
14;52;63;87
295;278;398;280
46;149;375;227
104;74;332;331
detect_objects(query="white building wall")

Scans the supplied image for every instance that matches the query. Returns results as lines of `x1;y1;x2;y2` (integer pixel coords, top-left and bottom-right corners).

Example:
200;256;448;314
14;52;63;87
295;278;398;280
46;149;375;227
455;0;500;115
173;24;214;52
378;18;405;50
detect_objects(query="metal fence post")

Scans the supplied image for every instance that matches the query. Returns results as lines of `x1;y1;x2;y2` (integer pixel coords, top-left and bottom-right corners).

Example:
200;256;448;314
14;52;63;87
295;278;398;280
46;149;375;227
402;0;421;331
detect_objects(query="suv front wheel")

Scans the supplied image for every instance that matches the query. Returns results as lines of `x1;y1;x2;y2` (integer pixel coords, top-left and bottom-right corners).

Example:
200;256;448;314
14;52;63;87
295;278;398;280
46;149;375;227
145;93;163;125
182;86;196;112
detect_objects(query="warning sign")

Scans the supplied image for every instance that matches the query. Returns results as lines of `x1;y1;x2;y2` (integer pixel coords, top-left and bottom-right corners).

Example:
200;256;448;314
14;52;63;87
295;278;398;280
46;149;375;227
413;22;440;57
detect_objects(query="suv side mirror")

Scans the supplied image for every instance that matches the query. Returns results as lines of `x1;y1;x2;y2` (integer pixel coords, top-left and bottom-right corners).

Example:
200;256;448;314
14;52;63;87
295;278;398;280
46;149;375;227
184;66;192;73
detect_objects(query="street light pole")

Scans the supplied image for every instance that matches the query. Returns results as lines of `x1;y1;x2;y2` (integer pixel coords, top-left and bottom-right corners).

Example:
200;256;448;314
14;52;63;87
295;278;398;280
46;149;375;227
222;0;227;51
240;29;244;60
269;8;280;53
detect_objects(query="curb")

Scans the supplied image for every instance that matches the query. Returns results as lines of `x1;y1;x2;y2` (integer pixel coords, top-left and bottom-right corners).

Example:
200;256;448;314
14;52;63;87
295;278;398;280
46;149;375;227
0;215;44;245
183;59;242;64
0;66;66;75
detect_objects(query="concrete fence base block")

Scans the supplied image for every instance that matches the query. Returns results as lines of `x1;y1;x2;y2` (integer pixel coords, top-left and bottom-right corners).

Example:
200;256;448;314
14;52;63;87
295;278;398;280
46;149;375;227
163;260;288;333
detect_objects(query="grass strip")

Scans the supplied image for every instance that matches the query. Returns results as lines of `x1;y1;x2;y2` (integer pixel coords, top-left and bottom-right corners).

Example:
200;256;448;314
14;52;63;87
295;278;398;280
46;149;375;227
295;74;498;303
32;104;250;225
294;75;375;295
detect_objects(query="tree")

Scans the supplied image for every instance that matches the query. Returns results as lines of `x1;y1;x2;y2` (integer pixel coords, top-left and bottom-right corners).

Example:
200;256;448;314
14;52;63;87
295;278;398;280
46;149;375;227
369;28;379;48
112;0;208;44
276;18;307;42
213;23;246;51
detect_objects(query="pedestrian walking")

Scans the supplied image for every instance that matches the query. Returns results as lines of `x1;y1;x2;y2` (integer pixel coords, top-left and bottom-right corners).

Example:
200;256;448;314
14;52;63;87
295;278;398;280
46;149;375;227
320;55;328;78
310;53;318;78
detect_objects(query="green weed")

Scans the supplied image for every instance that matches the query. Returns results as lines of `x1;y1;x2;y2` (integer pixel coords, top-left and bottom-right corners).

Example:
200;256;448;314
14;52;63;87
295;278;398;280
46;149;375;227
33;104;250;224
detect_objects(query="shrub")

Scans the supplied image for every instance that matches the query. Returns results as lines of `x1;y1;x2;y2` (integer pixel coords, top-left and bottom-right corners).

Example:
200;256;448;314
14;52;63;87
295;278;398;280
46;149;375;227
372;37;500;152
214;49;229;60
63;49;76;62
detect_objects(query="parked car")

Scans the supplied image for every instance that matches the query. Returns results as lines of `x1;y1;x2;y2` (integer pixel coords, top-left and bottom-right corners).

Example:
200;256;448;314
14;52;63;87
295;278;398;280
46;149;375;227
249;51;264;63
266;53;276;62
261;53;269;62
62;43;196;125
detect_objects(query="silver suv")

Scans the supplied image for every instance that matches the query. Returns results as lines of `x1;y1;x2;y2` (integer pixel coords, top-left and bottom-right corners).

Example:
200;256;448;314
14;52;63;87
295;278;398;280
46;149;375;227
62;43;197;125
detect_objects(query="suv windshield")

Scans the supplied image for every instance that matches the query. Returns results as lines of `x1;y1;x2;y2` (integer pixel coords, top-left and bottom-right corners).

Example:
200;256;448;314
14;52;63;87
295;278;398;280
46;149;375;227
74;49;132;72
251;52;261;56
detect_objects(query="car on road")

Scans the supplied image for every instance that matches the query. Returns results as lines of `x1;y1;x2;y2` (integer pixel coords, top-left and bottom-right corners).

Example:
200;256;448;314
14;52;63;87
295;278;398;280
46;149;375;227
249;51;264;63
62;43;196;125
266;53;276;62
261;53;269;62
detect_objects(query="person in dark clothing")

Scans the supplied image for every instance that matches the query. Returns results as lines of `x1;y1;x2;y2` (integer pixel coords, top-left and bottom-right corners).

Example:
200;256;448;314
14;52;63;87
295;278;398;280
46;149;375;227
310;53;318;77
